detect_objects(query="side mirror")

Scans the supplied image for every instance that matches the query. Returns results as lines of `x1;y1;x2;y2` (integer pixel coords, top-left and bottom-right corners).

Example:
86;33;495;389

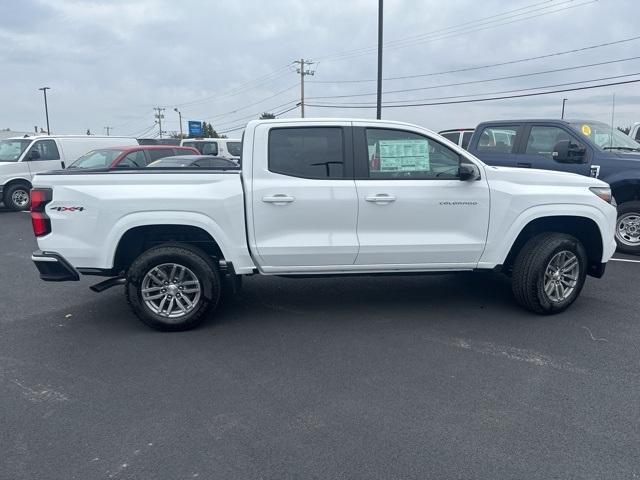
29;149;41;160
459;163;480;181
553;140;586;163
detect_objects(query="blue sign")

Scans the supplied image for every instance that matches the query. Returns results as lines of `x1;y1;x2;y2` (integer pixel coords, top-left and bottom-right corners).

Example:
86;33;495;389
188;121;203;137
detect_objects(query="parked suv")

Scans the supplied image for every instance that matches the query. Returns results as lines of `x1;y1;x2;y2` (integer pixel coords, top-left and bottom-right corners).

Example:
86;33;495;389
468;119;640;254
0;135;138;210
68;145;199;169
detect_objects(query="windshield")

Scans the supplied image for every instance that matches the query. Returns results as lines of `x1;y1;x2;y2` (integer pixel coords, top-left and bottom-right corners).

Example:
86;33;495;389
69;149;124;169
570;122;640;151
0;139;32;162
227;141;242;157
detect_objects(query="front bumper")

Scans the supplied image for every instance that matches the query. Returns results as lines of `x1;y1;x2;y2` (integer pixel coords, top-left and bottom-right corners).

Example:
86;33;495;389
31;250;80;282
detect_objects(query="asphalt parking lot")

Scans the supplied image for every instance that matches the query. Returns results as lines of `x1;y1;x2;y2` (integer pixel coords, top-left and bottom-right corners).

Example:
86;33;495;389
1;207;639;480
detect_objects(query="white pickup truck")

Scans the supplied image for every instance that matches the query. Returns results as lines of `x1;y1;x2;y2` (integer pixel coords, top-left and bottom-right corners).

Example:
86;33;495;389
30;119;617;331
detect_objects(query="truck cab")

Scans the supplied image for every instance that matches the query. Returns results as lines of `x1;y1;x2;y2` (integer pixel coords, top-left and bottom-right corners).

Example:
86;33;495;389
468;119;640;253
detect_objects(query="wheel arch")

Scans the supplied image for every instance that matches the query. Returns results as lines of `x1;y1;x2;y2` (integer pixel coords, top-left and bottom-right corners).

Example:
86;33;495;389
502;215;604;276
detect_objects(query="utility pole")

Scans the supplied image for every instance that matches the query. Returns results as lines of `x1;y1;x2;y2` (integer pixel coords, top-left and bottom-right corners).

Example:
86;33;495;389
38;87;51;134
294;59;315;118
174;108;183;138
376;0;384;120
104;126;113;136
561;98;567;119
154;107;165;139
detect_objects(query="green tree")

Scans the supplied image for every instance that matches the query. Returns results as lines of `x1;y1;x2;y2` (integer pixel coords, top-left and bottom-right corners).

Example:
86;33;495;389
260;112;276;119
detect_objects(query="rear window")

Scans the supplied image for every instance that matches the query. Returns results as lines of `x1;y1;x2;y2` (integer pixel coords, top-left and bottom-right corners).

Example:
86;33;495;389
440;132;460;144
173;148;195;156
147;149;175;162
461;131;473;149
268;127;344;179
476;126;518;154
226;141;242;157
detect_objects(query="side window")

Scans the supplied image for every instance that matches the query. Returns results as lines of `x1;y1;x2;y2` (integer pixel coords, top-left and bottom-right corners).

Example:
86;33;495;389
366;128;460;180
461;131;473;149
441;132;460;144
635;129;640;142
119;151;146;167
173;148;194;156
147;149;173;162
525;126;576;157
28;139;60;160
192;158;212;168
476;126;518;154
268;127;344;179
201;142;218;156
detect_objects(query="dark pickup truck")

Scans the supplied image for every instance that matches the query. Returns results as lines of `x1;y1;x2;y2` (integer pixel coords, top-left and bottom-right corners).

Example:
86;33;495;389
468;119;640;254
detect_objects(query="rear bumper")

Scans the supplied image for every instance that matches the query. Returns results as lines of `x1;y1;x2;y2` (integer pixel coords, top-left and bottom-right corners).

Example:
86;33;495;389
31;250;80;282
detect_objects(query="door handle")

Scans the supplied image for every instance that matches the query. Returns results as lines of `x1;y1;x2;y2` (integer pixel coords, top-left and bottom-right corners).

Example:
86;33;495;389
262;194;295;204
516;162;532;168
365;194;396;204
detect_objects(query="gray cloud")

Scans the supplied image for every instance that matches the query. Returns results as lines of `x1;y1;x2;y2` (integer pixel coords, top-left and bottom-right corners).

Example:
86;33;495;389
1;0;638;137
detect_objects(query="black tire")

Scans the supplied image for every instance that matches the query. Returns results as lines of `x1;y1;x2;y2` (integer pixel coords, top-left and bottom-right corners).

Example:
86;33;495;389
125;244;221;331
511;232;588;315
4;183;31;211
615;201;640;255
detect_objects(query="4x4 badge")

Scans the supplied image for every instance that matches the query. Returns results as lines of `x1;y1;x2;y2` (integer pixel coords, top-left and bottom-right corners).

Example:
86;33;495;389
51;206;85;212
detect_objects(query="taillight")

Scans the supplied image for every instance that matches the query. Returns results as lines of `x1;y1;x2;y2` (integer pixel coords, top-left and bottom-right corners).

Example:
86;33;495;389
30;188;53;237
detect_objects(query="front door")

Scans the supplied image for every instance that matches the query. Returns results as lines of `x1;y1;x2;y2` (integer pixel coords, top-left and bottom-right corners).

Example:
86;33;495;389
353;125;490;268
250;123;359;270
24;139;64;177
516;124;592;176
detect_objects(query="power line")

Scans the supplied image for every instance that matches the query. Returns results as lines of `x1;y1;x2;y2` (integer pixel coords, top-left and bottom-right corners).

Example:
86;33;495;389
317;0;597;63
200;84;298;122
310;34;640;84
316;0;560;62
305;76;640;109
167;65;294;109
213;100;299;128
306;55;640;100
308;72;640;106
218;103;301;134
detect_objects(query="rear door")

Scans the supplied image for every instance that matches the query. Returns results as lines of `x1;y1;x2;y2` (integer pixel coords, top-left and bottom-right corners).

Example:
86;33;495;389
24;139;64;176
515;124;592;175
353;124;490;267
250;122;359;269
472;124;521;167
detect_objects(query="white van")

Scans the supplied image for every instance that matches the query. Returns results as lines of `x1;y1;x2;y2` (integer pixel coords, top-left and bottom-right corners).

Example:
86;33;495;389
180;138;242;162
0;135;138;210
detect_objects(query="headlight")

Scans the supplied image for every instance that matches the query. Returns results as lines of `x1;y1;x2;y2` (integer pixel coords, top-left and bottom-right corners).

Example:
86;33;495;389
589;187;614;204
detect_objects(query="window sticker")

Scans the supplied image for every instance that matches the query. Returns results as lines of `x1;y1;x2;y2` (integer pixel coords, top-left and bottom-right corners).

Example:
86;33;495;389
377;140;429;172
581;124;592;136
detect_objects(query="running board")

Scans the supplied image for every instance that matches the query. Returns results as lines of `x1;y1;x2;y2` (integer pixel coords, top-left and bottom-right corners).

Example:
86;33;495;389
90;277;126;293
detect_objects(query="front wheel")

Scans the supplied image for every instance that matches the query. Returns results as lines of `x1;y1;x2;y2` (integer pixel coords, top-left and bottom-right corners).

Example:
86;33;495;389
125;244;222;331
511;232;588;314
4;183;31;211
615;201;640;255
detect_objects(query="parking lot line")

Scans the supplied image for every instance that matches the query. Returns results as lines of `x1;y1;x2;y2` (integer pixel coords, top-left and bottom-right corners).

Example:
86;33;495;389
611;258;640;263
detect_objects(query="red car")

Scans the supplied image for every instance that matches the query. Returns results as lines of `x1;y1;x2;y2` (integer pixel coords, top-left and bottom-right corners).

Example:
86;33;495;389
68;145;199;169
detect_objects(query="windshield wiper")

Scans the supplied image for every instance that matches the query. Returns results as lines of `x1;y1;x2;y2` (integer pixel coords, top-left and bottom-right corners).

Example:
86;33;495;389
602;146;640;152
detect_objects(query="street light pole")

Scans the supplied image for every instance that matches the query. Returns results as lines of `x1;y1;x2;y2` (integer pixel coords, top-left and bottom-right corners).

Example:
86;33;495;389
174;108;183;138
561;98;567;119
376;0;383;120
38;87;51;134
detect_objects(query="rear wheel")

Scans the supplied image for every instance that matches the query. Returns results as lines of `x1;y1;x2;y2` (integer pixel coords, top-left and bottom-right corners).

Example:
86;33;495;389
615;201;640;255
4;183;31;211
511;232;587;314
125;244;221;331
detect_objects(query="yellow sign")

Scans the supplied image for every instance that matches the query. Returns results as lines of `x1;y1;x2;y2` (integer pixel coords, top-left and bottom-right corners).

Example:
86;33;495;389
581;124;592;136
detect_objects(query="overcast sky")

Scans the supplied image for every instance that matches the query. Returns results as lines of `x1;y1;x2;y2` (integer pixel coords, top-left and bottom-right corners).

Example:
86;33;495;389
1;0;639;137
